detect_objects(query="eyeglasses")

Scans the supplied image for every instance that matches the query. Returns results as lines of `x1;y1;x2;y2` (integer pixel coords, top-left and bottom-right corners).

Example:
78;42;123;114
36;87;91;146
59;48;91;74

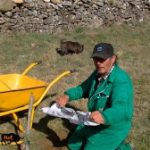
93;58;106;63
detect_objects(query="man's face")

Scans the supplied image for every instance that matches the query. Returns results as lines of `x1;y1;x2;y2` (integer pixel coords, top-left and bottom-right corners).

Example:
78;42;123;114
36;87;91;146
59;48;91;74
93;55;116;76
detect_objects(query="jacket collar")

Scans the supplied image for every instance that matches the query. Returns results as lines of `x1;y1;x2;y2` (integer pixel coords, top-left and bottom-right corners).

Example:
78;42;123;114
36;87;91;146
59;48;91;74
107;64;118;83
96;64;116;82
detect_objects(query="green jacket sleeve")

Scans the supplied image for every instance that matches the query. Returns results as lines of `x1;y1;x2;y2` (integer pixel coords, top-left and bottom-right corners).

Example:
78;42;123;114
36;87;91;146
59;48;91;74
102;76;133;125
64;71;96;101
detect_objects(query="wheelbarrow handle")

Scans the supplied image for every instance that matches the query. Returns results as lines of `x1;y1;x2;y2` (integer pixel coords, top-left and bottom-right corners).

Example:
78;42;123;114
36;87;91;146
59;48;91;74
33;70;73;107
22;61;42;75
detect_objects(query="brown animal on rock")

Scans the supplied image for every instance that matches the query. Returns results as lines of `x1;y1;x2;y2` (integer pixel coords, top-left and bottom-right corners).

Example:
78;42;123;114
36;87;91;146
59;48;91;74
56;40;84;56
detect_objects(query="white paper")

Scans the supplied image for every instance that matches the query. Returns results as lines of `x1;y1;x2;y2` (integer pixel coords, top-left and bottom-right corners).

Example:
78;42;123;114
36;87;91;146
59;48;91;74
41;103;99;126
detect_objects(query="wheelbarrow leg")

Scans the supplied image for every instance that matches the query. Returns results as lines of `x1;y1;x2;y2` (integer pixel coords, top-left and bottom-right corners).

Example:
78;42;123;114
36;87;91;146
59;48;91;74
12;113;24;132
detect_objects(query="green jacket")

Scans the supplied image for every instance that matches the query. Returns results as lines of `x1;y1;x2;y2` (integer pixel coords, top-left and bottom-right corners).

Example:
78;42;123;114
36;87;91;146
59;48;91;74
65;64;134;133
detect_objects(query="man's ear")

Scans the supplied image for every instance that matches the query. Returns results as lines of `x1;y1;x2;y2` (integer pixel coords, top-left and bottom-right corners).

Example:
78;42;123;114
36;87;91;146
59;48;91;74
111;55;116;64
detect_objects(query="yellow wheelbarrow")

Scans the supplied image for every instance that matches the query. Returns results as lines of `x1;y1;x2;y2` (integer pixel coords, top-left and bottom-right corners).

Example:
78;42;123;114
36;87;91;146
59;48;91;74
0;62;73;133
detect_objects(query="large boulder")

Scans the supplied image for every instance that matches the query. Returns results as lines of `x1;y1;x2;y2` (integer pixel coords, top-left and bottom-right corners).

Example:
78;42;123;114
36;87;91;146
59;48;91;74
0;0;15;12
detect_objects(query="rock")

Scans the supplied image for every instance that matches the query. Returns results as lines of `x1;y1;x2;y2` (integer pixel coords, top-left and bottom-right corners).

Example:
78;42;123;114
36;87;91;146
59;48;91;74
51;0;62;5
24;0;33;3
12;0;24;4
12;6;20;13
62;1;72;6
0;17;5;24
5;11;13;17
0;0;16;12
43;0;50;2
32;10;38;16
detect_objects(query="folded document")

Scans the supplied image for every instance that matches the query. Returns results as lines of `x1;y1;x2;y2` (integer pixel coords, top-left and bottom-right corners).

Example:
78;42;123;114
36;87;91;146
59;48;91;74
41;103;99;126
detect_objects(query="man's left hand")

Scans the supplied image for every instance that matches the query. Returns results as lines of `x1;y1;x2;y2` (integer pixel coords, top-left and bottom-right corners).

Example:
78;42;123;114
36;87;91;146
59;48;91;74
90;111;104;124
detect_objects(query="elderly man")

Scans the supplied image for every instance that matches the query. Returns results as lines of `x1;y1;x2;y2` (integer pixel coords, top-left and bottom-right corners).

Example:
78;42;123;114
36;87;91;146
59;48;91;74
57;43;134;150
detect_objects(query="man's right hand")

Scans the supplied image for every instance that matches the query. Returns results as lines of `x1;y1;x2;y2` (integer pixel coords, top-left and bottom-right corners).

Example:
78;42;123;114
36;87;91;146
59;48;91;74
56;95;69;107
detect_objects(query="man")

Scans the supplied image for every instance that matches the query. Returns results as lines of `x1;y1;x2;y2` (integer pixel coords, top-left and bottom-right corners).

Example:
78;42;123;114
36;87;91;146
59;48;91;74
57;43;134;150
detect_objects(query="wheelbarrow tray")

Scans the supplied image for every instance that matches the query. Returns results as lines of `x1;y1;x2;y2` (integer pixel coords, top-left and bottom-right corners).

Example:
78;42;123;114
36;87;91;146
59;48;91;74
0;62;72;133
0;74;47;111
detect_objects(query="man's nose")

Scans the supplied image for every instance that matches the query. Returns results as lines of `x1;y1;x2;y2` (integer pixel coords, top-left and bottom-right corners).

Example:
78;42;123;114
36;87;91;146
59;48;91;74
95;61;103;65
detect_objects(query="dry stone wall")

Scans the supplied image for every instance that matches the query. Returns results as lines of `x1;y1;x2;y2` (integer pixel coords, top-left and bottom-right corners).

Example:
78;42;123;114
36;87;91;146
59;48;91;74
0;0;150;33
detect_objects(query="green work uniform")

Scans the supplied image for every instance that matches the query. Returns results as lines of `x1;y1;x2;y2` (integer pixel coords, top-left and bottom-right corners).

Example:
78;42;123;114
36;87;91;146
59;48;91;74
64;64;134;150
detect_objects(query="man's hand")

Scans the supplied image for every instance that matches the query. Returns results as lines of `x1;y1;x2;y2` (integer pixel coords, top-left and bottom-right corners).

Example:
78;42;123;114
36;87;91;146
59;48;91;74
56;95;69;107
90;111;104;124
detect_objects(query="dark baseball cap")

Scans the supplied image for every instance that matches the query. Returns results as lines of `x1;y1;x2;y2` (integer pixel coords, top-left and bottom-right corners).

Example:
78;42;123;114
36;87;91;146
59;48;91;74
91;43;114;59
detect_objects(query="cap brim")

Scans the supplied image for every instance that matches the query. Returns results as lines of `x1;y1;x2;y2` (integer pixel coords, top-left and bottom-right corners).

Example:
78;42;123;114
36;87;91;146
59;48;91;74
91;53;108;59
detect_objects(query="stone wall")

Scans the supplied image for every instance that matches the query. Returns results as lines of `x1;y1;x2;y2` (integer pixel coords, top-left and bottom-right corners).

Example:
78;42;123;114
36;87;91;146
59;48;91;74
0;0;150;33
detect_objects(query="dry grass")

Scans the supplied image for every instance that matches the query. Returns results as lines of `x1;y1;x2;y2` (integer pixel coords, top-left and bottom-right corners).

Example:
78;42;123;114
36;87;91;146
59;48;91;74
0;22;150;150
